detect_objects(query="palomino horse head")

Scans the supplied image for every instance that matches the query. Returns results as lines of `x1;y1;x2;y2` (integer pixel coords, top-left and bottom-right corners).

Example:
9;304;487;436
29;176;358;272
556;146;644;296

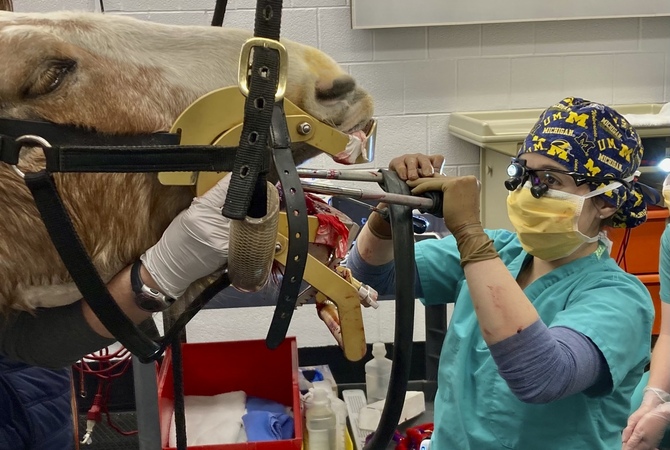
0;10;375;311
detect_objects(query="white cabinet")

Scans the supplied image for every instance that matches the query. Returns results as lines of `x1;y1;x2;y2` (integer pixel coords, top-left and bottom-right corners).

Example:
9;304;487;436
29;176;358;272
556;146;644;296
479;147;516;231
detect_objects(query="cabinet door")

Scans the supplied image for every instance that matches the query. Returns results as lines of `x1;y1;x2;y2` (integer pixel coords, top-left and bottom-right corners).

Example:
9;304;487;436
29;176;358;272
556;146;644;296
480;148;515;231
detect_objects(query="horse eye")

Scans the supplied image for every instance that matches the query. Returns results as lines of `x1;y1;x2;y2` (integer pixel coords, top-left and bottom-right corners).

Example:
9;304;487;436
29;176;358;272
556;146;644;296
25;59;76;98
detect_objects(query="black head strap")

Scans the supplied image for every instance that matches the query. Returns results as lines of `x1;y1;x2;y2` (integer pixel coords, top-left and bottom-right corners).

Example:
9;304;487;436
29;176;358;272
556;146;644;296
0;117;180;147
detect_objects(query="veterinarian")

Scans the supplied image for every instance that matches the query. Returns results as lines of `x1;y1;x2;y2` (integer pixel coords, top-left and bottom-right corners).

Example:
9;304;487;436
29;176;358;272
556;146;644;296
348;97;655;449
0;172;233;448
622;172;670;450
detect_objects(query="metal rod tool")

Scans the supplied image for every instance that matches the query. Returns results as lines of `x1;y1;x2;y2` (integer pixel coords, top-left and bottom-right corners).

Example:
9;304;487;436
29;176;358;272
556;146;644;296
297;168;383;182
301;180;437;210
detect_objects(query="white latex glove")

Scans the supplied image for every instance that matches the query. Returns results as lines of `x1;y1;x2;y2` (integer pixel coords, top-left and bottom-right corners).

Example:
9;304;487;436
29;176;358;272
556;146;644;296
623;402;670;450
140;174;232;299
623;388;670;449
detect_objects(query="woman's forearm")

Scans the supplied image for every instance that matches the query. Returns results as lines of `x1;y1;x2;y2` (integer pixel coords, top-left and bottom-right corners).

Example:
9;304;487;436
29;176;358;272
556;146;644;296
463;258;539;345
355;222;395;266
81;264;156;338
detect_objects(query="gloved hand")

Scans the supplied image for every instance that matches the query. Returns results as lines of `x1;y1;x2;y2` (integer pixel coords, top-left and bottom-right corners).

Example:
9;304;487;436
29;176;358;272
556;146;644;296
366;153;445;240
140;173;232;299
623;387;670;449
407;176;498;267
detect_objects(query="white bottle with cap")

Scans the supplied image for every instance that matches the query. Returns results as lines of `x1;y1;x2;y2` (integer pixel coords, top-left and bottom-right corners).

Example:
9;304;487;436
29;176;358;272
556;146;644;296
365;342;392;404
306;388;337;450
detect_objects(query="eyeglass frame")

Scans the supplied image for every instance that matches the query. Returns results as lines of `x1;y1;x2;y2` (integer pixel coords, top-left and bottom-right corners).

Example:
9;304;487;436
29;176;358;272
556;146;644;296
504;157;632;198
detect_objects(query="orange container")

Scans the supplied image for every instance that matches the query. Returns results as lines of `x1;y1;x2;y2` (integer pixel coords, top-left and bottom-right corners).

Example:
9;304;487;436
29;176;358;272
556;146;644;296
638;274;662;335
157;338;303;450
607;207;668;275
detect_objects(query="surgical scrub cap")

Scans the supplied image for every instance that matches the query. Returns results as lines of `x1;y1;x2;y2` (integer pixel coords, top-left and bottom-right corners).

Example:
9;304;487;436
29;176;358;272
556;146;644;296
519;97;647;228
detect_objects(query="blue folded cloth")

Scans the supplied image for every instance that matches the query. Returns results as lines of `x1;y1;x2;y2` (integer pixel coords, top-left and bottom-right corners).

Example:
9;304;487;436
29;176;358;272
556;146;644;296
242;411;294;442
246;396;288;415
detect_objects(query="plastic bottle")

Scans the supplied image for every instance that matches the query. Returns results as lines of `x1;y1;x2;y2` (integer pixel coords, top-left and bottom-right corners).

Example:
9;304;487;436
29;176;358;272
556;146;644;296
329;395;348;450
306;388;337;450
365;342;392;404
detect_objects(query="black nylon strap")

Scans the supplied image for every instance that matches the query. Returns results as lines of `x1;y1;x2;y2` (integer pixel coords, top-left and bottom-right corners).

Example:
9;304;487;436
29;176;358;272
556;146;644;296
24;171;161;362
171;338;187;450
42;144;238;173
0;135;20;165
0;118;180;147
265;144;309;349
211;0;228;26
223;0;283;220
0;137;238;173
253;0;282;41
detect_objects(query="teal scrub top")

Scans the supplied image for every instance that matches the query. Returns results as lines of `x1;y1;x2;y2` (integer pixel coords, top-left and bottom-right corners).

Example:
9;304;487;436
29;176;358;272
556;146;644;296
415;229;654;450
660;224;670;303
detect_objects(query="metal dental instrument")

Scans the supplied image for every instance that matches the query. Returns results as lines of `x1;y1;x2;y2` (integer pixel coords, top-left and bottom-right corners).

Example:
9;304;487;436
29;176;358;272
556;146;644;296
300;180;438;211
297;168;465;219
341;196;430;234
339;196;389;216
297;168;383;182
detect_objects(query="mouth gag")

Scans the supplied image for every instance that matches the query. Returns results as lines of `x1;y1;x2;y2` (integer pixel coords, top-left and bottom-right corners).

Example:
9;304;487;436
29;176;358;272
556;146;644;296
155;85;380;362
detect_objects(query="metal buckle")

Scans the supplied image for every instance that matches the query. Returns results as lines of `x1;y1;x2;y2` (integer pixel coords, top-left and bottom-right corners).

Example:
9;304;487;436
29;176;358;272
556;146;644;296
11;135;52;179
237;37;288;102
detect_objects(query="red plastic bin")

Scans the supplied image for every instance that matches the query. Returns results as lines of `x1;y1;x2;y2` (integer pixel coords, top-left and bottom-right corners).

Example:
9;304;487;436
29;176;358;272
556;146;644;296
607;207;668;275
638;274;662;336
157;337;303;450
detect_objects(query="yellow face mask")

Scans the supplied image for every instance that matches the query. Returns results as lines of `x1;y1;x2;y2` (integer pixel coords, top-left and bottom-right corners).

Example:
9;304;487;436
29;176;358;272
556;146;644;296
506;183;614;261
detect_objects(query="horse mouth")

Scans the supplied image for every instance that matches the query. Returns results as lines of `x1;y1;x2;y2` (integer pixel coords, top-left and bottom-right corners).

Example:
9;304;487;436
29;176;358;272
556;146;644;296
338;118;376;164
357;119;377;163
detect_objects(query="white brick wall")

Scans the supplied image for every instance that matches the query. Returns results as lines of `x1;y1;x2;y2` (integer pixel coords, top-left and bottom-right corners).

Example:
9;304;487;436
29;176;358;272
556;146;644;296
12;1;670;347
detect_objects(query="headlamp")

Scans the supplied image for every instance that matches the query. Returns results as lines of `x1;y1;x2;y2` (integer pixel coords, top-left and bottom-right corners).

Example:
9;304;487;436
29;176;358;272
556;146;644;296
504;157;549;198
504;158;528;192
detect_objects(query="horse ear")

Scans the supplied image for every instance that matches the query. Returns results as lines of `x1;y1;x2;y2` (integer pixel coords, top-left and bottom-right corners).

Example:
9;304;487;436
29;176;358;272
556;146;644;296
0;0;13;12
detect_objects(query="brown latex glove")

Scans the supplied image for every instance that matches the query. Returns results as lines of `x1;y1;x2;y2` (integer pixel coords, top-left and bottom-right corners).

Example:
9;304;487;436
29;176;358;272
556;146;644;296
365;203;392;240
407;176;499;267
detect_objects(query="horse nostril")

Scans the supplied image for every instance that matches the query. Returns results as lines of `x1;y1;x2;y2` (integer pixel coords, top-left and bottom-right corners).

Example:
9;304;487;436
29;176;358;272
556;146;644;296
315;75;356;101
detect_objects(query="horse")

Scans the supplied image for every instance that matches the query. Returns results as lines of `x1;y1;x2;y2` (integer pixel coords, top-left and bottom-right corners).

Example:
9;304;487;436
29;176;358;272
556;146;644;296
0;10;374;312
